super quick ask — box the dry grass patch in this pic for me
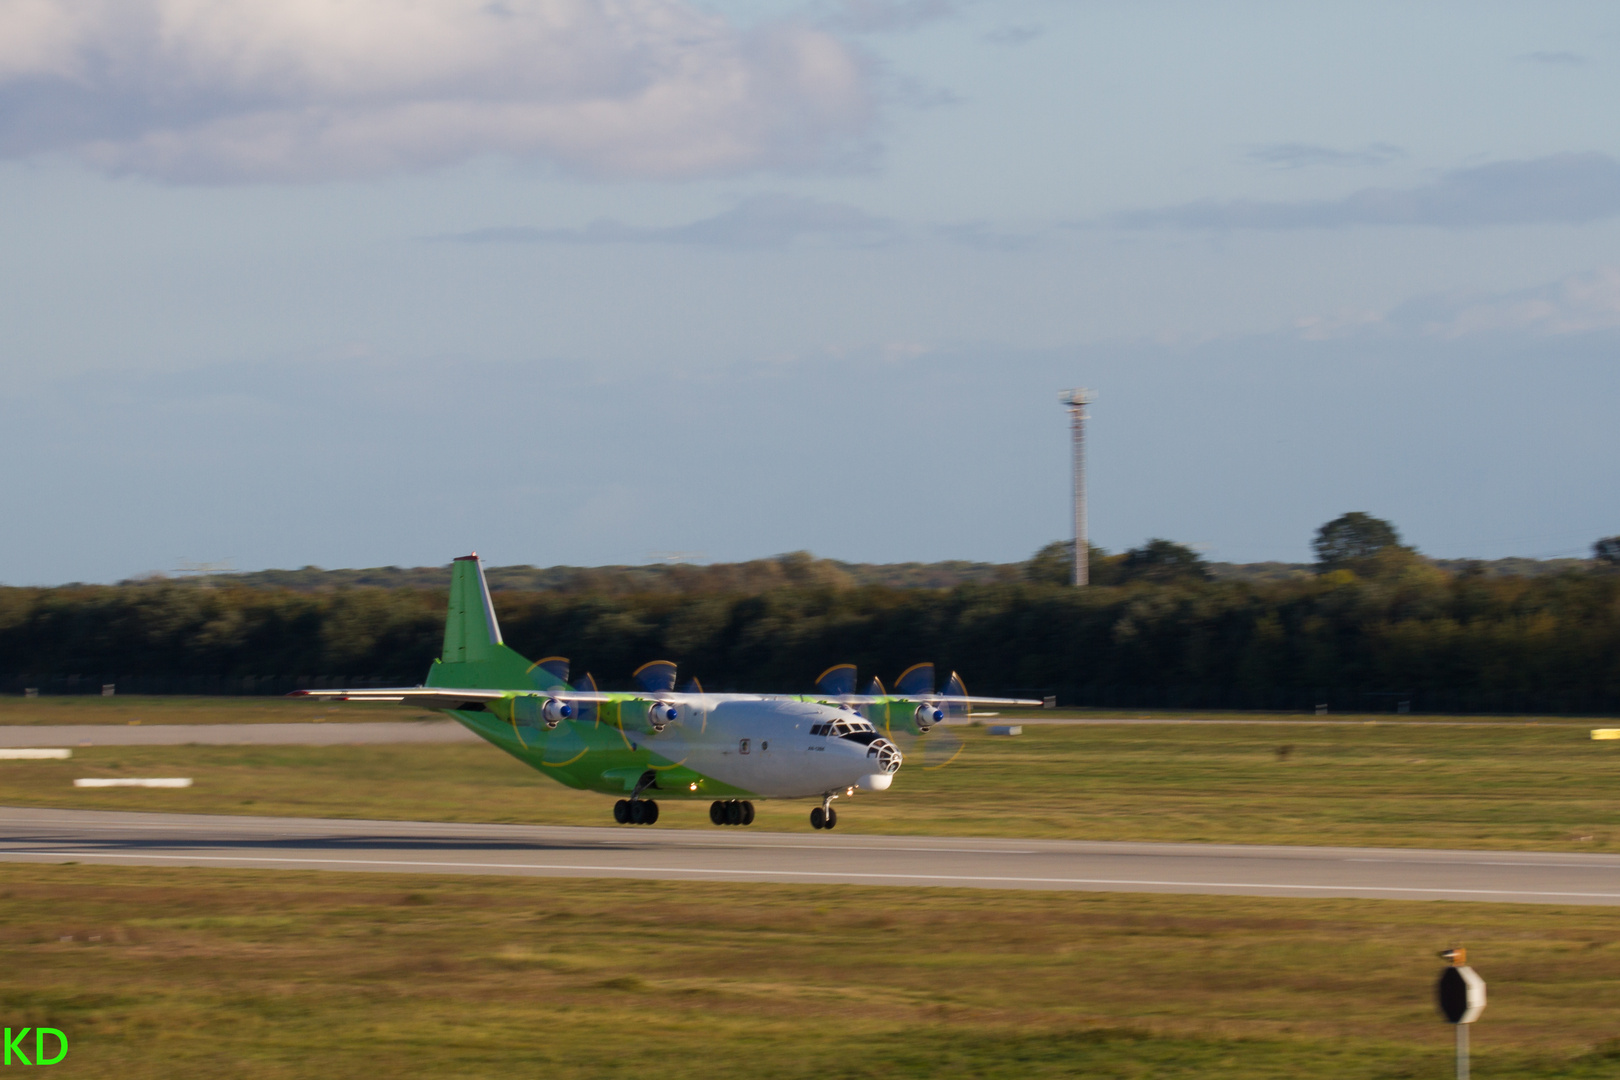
[5,721,1620,850]
[4,864,1620,1078]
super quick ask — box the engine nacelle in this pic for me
[914,703,944,731]
[648,702,678,731]
[541,698,573,728]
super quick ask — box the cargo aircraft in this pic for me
[294,555,1037,830]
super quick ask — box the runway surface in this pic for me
[2,806,1617,904]
[0,722,479,747]
[0,717,1584,748]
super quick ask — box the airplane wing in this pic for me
[814,694,1046,707]
[287,688,615,709]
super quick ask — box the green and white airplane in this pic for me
[294,554,1038,830]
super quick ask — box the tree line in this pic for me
[5,515,1619,713]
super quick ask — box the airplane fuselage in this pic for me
[451,695,901,801]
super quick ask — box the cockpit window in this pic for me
[812,719,875,738]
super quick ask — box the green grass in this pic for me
[4,863,1620,1079]
[8,703,1620,1077]
[0,695,419,725]
[6,721,1620,850]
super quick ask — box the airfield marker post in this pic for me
[1436,947,1485,1080]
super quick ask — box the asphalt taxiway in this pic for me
[0,717,1581,749]
[0,722,478,747]
[1,806,1615,904]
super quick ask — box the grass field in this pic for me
[7,700,1620,1078]
[5,718,1619,850]
[4,863,1619,1079]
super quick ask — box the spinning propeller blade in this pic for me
[633,660,679,694]
[877,663,965,770]
[894,662,935,696]
[571,671,599,725]
[815,664,858,697]
[533,657,571,688]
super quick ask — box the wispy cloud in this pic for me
[438,194,900,249]
[1390,266,1620,338]
[983,24,1043,46]
[819,0,958,34]
[1246,142,1405,169]
[1291,266,1620,341]
[0,0,875,183]
[437,194,1057,250]
[1118,153,1620,230]
[1520,50,1586,66]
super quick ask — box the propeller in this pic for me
[814,663,858,698]
[632,660,680,730]
[878,663,966,770]
[628,659,716,745]
[811,663,964,770]
[503,656,602,766]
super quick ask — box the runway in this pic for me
[0,717,1582,749]
[0,721,479,747]
[2,806,1617,904]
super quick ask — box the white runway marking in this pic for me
[8,848,1620,901]
[3,807,1618,904]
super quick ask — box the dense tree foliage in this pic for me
[6,553,1620,713]
[1119,539,1210,584]
[1312,512,1406,570]
[143,554,1019,594]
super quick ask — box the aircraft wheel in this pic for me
[825,807,837,830]
[741,801,755,826]
[614,800,630,824]
[628,800,644,824]
[710,801,726,826]
[644,800,660,825]
[810,807,825,830]
[725,800,741,825]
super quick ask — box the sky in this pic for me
[2,0,1618,582]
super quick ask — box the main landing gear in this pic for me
[810,794,838,830]
[614,798,659,825]
[710,800,755,826]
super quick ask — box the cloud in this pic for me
[982,24,1043,46]
[1246,142,1405,169]
[438,193,899,249]
[1117,153,1620,230]
[436,195,1050,250]
[1388,266,1620,338]
[0,0,875,182]
[1287,266,1620,341]
[819,0,957,34]
[1521,50,1586,66]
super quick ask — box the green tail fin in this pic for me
[427,554,536,690]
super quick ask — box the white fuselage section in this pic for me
[637,698,900,799]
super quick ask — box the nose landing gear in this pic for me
[709,800,755,826]
[810,794,839,830]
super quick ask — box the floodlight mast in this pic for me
[1059,389,1092,586]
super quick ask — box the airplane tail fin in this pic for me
[427,554,536,690]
